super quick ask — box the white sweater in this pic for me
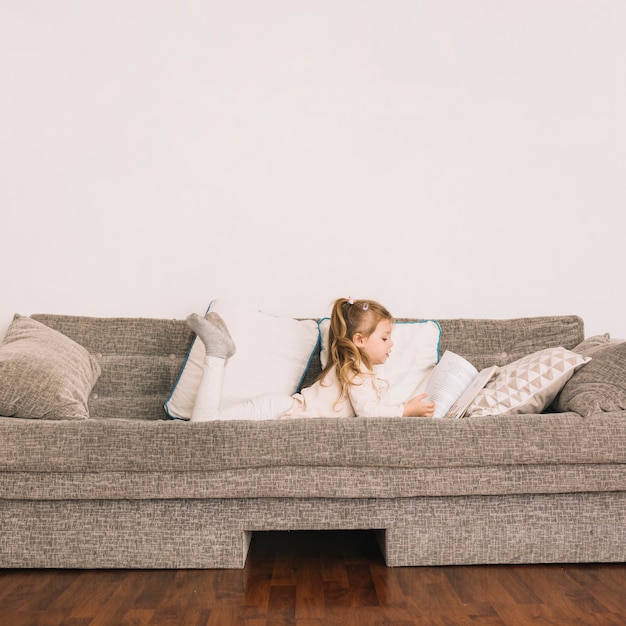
[284,366,404,419]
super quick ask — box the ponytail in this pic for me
[319,297,393,401]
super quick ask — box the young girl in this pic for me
[187,297,435,421]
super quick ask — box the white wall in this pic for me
[2,1,625,338]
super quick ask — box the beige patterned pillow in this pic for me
[0,315,101,420]
[466,347,590,417]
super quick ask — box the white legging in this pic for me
[191,356,296,421]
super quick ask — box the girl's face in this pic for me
[353,318,394,365]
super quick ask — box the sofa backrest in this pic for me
[32,314,584,421]
[435,315,584,370]
[32,314,194,420]
[300,315,585,388]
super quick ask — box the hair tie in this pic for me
[346,297,368,311]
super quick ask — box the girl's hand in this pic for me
[403,393,435,418]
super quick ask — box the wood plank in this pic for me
[1,531,626,625]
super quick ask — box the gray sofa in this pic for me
[1,313,626,569]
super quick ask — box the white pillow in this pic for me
[319,318,441,405]
[165,300,319,419]
[466,346,591,417]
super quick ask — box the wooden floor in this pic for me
[1,530,626,625]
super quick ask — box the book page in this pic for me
[420,351,478,418]
[445,365,498,418]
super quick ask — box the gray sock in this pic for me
[186,312,236,359]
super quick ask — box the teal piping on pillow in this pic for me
[317,317,442,364]
[164,334,198,420]
[393,319,443,363]
[296,324,321,393]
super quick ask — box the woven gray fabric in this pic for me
[556,341,626,416]
[3,463,626,500]
[0,499,252,568]
[3,411,626,473]
[32,314,194,420]
[2,492,625,568]
[572,333,612,356]
[0,315,101,419]
[6,312,624,570]
[380,491,626,566]
[433,315,584,370]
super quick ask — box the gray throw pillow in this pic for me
[0,314,101,419]
[555,341,626,417]
[571,333,612,357]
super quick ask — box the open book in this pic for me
[414,351,497,418]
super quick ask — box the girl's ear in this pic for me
[352,332,365,347]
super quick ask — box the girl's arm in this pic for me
[349,374,435,418]
[348,373,405,418]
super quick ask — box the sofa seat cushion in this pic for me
[3,463,626,501]
[2,412,626,475]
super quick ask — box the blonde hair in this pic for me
[320,297,393,401]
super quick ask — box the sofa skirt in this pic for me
[2,492,625,569]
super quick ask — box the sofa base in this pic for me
[0,500,253,569]
[2,492,625,569]
[378,492,626,566]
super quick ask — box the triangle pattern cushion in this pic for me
[466,347,591,417]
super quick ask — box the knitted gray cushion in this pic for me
[0,315,101,419]
[572,333,612,357]
[556,341,626,416]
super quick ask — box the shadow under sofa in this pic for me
[1,313,625,569]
